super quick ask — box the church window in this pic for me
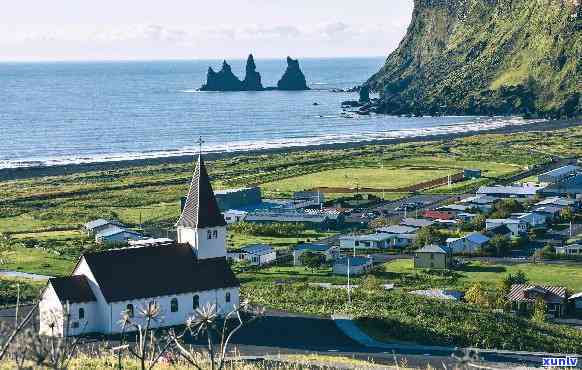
[78,307,85,320]
[225,292,231,303]
[193,295,199,309]
[126,304,134,318]
[207,230,212,239]
[213,230,218,238]
[170,298,179,313]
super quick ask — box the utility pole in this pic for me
[347,257,351,305]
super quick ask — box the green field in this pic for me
[228,230,335,250]
[382,259,582,291]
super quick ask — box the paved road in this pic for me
[1,305,567,368]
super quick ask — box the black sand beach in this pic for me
[1,118,580,181]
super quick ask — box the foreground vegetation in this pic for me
[243,283,582,353]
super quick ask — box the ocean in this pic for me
[0,57,535,169]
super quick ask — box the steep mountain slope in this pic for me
[367,0,582,117]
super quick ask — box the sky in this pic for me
[0,0,413,61]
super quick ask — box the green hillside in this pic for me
[367,0,582,118]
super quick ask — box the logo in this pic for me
[542,357,578,367]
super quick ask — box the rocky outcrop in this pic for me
[241,54,264,91]
[366,0,582,118]
[359,85,370,103]
[277,57,309,90]
[200,61,243,91]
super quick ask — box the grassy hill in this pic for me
[367,0,582,118]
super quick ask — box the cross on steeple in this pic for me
[197,136,205,156]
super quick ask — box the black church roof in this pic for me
[81,243,239,303]
[176,155,226,229]
[49,275,97,304]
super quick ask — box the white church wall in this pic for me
[39,284,64,337]
[195,227,227,259]
[178,225,227,260]
[73,258,111,333]
[108,287,240,334]
[38,284,99,337]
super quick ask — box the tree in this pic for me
[561,207,574,222]
[486,235,511,256]
[465,282,489,306]
[532,297,547,323]
[490,199,524,219]
[513,270,528,284]
[494,275,513,310]
[299,251,325,270]
[413,227,441,249]
[359,275,383,292]
[471,214,486,231]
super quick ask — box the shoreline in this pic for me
[1,118,580,181]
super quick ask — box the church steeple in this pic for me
[176,154,226,229]
[176,145,227,260]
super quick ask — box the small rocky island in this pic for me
[199,54,309,92]
[276,57,309,91]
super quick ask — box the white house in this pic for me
[511,212,548,228]
[486,219,528,237]
[332,256,373,276]
[84,219,124,235]
[227,244,276,266]
[538,165,578,184]
[446,232,490,254]
[477,185,544,199]
[40,154,240,337]
[94,227,144,244]
[222,209,248,224]
[555,244,582,256]
[339,233,395,250]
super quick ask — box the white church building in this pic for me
[39,154,240,336]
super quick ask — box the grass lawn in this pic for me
[0,247,75,277]
[227,230,336,250]
[238,265,348,285]
[262,166,455,195]
[382,259,582,291]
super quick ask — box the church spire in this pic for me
[176,148,226,229]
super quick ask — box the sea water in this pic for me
[0,58,535,169]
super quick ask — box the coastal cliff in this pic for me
[367,0,582,117]
[200,61,243,91]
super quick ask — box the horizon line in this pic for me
[0,55,388,64]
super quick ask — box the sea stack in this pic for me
[241,54,264,91]
[359,85,370,103]
[277,56,309,91]
[200,61,243,91]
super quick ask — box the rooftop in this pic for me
[477,185,544,196]
[80,243,239,303]
[176,155,227,229]
[334,256,371,267]
[49,275,97,304]
[400,218,434,228]
[416,244,447,254]
[376,225,418,235]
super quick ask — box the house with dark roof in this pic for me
[39,154,240,337]
[508,284,568,317]
[413,245,451,269]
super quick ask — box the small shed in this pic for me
[463,169,482,179]
[414,244,450,269]
[332,256,373,276]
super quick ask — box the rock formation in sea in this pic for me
[359,85,370,103]
[200,61,243,91]
[241,54,264,91]
[366,0,582,118]
[277,57,309,91]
